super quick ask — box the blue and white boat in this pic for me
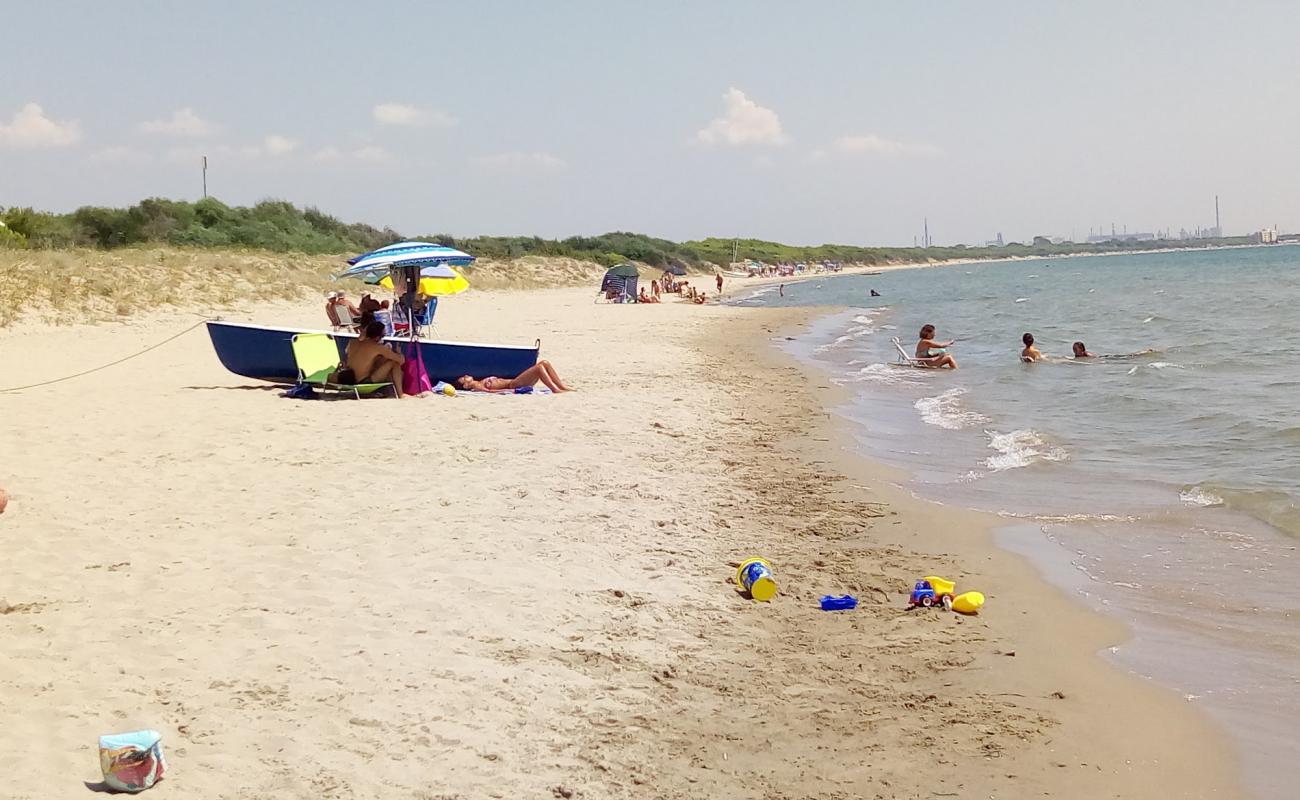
[206,321,540,385]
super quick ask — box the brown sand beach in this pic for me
[0,279,1242,798]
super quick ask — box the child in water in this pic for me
[1021,332,1043,362]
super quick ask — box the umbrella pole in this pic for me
[404,264,418,344]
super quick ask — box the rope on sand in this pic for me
[0,318,213,394]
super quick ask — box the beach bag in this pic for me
[99,730,166,792]
[402,343,433,396]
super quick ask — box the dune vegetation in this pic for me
[0,196,1260,327]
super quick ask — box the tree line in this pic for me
[0,197,1256,267]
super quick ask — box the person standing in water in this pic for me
[1021,332,1044,362]
[779,284,784,297]
[915,324,958,368]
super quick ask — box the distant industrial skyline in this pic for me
[4,1,1300,247]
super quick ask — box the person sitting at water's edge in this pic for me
[342,320,406,398]
[1021,332,1043,362]
[915,324,958,369]
[457,360,573,393]
[1072,341,1095,358]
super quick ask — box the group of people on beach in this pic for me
[337,320,573,398]
[914,324,1105,369]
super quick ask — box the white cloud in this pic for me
[140,108,218,137]
[311,146,343,162]
[263,135,299,156]
[89,146,152,164]
[0,103,81,148]
[695,88,788,147]
[352,145,392,162]
[372,103,457,128]
[163,146,206,165]
[311,144,393,164]
[832,134,942,158]
[472,151,566,172]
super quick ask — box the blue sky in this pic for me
[3,1,1297,245]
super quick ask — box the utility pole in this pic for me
[202,155,208,199]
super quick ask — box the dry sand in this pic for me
[0,282,1242,798]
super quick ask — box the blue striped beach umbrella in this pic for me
[337,241,475,279]
[338,241,477,341]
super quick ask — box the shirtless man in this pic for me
[457,360,573,393]
[345,320,406,397]
[1021,332,1044,362]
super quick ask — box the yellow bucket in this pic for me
[922,575,957,597]
[951,591,985,615]
[735,557,777,602]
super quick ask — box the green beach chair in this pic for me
[290,332,391,399]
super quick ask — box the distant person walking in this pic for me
[716,273,724,293]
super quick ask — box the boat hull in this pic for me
[206,321,540,385]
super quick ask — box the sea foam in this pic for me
[983,428,1068,471]
[914,388,990,430]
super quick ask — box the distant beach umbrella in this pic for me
[605,263,640,278]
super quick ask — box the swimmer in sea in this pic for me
[1021,332,1043,362]
[1072,341,1095,358]
[915,324,958,369]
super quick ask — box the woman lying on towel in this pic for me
[457,360,573,393]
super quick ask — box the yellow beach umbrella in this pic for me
[377,269,470,296]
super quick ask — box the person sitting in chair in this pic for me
[343,320,406,398]
[326,291,360,328]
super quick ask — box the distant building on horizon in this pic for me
[1086,231,1155,243]
[1256,227,1279,244]
[984,232,1004,247]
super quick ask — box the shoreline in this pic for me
[703,307,1244,798]
[0,287,1243,797]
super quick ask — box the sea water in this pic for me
[739,246,1300,797]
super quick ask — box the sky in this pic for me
[3,0,1299,246]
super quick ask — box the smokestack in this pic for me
[1215,194,1221,236]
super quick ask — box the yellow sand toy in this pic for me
[909,576,985,614]
[950,591,985,614]
[735,557,778,601]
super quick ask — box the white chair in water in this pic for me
[891,336,931,368]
